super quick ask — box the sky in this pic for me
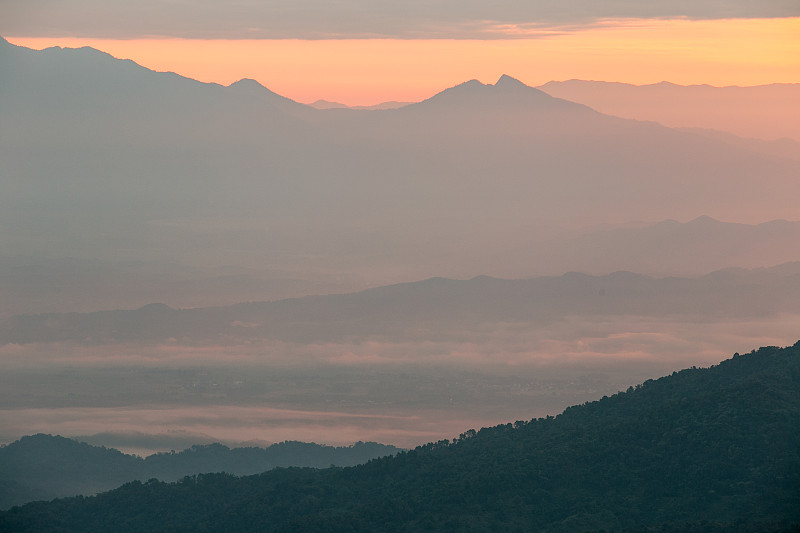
[2,1,799,105]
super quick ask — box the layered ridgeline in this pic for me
[3,263,800,345]
[3,37,800,315]
[538,80,800,143]
[2,343,798,532]
[0,436,401,510]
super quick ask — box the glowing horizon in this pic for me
[7,17,799,106]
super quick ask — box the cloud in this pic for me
[2,0,798,39]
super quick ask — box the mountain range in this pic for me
[312,80,800,145]
[3,263,799,345]
[2,36,800,315]
[4,214,800,319]
[2,342,797,532]
[538,80,800,142]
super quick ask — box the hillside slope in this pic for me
[0,436,401,510]
[2,343,798,532]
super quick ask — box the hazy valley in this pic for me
[3,37,800,315]
[2,35,800,448]
[1,30,799,530]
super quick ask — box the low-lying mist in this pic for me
[2,311,797,454]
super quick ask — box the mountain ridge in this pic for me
[408,74,593,115]
[0,434,402,510]
[3,261,800,345]
[538,79,800,141]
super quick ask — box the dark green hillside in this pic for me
[0,436,401,510]
[0,435,142,510]
[2,343,799,532]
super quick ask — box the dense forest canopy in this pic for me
[0,437,401,510]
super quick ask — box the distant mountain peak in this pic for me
[309,99,349,110]
[654,218,681,227]
[228,78,269,91]
[494,74,528,89]
[686,215,721,226]
[414,75,580,111]
[226,77,310,111]
[227,78,299,102]
[459,79,486,90]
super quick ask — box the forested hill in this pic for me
[3,343,799,532]
[0,437,402,510]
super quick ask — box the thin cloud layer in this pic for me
[3,0,799,39]
[2,314,797,451]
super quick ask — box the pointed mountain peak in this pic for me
[228,78,269,91]
[494,74,528,89]
[455,79,488,91]
[225,77,315,116]
[227,78,295,102]
[411,75,595,113]
[649,81,680,88]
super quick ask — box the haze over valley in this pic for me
[1,34,799,463]
[2,36,800,313]
[1,0,799,526]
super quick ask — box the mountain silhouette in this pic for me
[3,264,800,345]
[0,434,401,510]
[3,38,800,315]
[539,79,800,141]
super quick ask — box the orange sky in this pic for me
[8,17,800,105]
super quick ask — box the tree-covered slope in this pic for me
[0,436,401,510]
[2,343,798,532]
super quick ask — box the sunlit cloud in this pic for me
[3,1,799,40]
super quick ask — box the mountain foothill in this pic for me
[0,437,402,511]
